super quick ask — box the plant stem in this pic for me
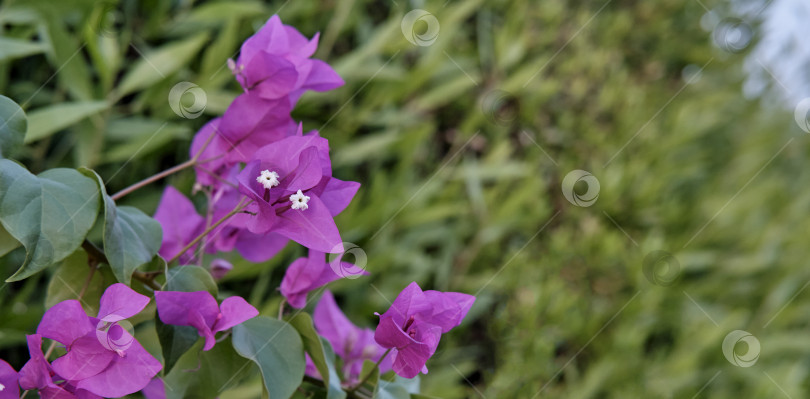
[350,348,393,392]
[111,159,196,201]
[167,197,252,264]
[109,130,217,201]
[278,298,286,319]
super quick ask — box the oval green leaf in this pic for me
[232,316,305,399]
[0,160,99,281]
[79,168,162,284]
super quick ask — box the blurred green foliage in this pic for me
[1,0,807,397]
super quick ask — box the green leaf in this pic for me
[0,94,27,157]
[25,101,109,143]
[358,359,381,395]
[0,160,99,281]
[45,249,116,315]
[79,168,162,284]
[0,37,47,61]
[163,338,254,399]
[0,223,21,257]
[289,313,332,388]
[155,316,200,374]
[117,33,209,97]
[165,265,218,296]
[377,380,411,399]
[320,338,348,399]
[232,316,306,399]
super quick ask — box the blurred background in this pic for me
[2,0,810,397]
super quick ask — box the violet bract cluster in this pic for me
[0,14,477,398]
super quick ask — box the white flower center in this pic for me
[256,170,280,189]
[290,190,310,210]
[0,383,4,391]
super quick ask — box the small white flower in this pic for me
[0,383,4,391]
[290,190,310,210]
[256,170,280,189]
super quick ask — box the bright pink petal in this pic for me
[274,195,343,253]
[37,300,93,346]
[235,232,288,262]
[51,335,115,382]
[18,334,54,390]
[74,338,161,398]
[0,359,19,399]
[154,291,219,350]
[154,186,205,264]
[380,282,430,327]
[422,291,475,333]
[320,178,360,216]
[141,378,166,399]
[213,296,259,333]
[97,283,150,322]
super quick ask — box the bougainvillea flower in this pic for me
[231,15,344,106]
[236,134,353,252]
[0,359,19,399]
[209,258,233,280]
[374,282,475,378]
[154,186,205,264]
[26,284,160,398]
[189,118,232,187]
[154,291,258,351]
[218,92,294,164]
[313,291,390,383]
[280,251,368,308]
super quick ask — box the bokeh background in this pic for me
[2,0,810,397]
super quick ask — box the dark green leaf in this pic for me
[165,265,218,296]
[232,316,305,399]
[155,316,200,374]
[0,223,21,258]
[289,313,331,388]
[163,338,254,399]
[0,94,26,157]
[45,249,116,314]
[79,168,162,284]
[320,338,347,399]
[0,160,99,281]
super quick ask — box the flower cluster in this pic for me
[17,284,161,398]
[0,14,476,398]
